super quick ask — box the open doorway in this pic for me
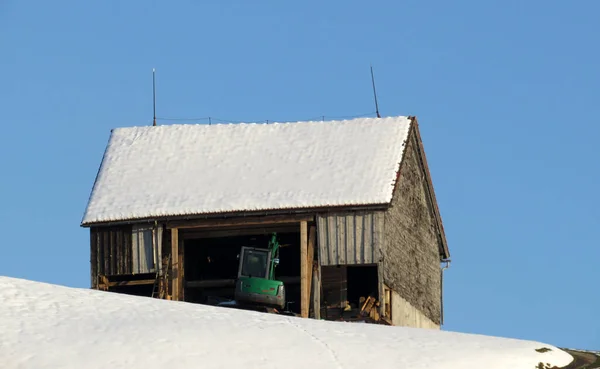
[321,264,379,321]
[182,229,302,314]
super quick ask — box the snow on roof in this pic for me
[0,276,574,369]
[82,116,412,225]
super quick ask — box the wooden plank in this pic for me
[124,226,131,274]
[116,229,122,274]
[115,229,121,274]
[109,230,117,275]
[171,228,179,301]
[345,215,355,264]
[327,215,337,265]
[307,225,316,313]
[157,225,163,275]
[167,214,314,229]
[99,275,110,291]
[107,279,156,287]
[102,230,110,277]
[179,233,185,301]
[313,265,321,319]
[180,225,300,240]
[355,213,364,264]
[363,214,373,264]
[360,296,376,316]
[317,216,329,266]
[90,229,98,289]
[96,229,103,277]
[116,230,123,275]
[320,266,346,313]
[378,261,385,317]
[106,230,112,275]
[300,221,308,318]
[336,215,346,264]
[373,212,385,263]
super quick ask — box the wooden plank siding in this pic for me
[103,231,110,277]
[110,230,117,275]
[90,225,133,279]
[317,211,385,266]
[96,229,103,285]
[90,228,98,288]
[300,221,309,318]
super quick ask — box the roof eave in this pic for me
[80,203,391,228]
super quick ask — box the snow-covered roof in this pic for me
[0,276,576,369]
[82,116,412,225]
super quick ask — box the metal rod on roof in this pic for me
[370,65,381,118]
[152,68,157,126]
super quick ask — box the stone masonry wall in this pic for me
[383,128,442,325]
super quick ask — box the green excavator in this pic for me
[234,233,286,310]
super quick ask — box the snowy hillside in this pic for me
[0,277,573,369]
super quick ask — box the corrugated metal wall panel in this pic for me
[317,211,385,266]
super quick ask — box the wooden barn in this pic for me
[81,116,450,329]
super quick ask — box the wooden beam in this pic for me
[107,279,156,287]
[300,221,308,318]
[180,225,300,240]
[167,214,314,230]
[312,266,321,319]
[307,225,316,315]
[186,276,301,289]
[171,228,180,301]
[179,232,185,301]
[378,261,385,317]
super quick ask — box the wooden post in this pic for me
[313,265,321,319]
[179,233,185,301]
[378,260,385,317]
[300,221,309,318]
[171,228,179,301]
[307,225,316,316]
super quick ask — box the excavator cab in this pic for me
[234,233,285,310]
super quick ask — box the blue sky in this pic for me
[1,0,598,350]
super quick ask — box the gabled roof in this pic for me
[81,116,412,225]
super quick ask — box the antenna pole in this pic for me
[152,68,157,126]
[370,65,381,118]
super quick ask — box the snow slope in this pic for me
[82,117,411,225]
[0,277,573,369]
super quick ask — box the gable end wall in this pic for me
[383,128,442,325]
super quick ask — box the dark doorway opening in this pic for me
[182,230,301,314]
[347,265,379,306]
[321,264,379,321]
